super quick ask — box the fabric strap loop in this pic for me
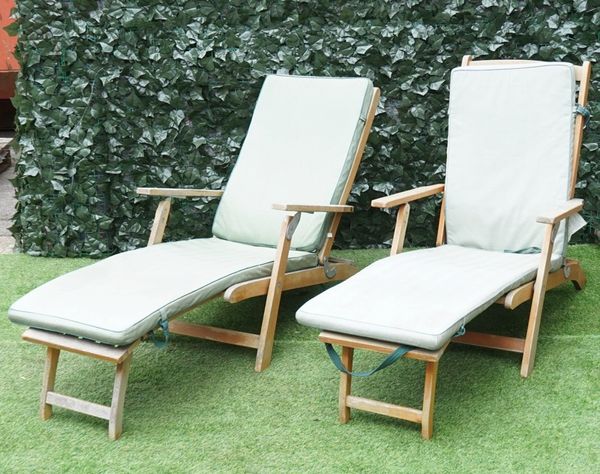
[325,343,412,377]
[150,317,170,349]
[575,105,591,129]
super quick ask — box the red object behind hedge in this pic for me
[0,1,18,99]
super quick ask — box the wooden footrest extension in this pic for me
[319,331,447,439]
[22,328,136,440]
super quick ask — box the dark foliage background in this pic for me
[10,0,600,257]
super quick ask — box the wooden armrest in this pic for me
[136,187,224,198]
[272,203,353,214]
[371,184,445,209]
[536,199,584,224]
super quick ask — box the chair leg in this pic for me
[339,346,353,423]
[255,285,284,372]
[254,214,295,372]
[521,224,554,378]
[421,360,439,440]
[40,347,60,420]
[108,354,133,441]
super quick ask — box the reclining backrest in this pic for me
[444,63,578,257]
[212,75,374,252]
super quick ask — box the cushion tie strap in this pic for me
[150,317,170,349]
[454,324,466,337]
[575,105,591,129]
[325,343,412,377]
[505,247,541,254]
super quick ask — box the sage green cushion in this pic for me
[445,63,582,258]
[9,238,318,346]
[212,74,374,252]
[297,245,559,350]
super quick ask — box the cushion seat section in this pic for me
[296,245,550,350]
[9,237,318,346]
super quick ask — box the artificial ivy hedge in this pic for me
[11,0,600,257]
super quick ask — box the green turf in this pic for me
[0,246,598,473]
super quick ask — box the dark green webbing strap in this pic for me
[325,343,412,377]
[575,105,591,129]
[505,247,541,255]
[150,318,170,349]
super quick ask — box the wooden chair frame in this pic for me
[21,87,380,439]
[322,57,591,439]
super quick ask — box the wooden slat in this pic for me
[169,321,260,349]
[453,331,525,353]
[137,187,224,198]
[272,203,353,214]
[371,184,444,209]
[147,198,171,245]
[46,391,111,420]
[22,329,137,364]
[346,395,422,424]
[224,262,357,303]
[390,203,410,256]
[318,331,447,363]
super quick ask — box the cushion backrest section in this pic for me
[212,75,374,252]
[445,63,575,256]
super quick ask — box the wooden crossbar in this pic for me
[346,395,423,423]
[169,321,260,349]
[453,332,525,353]
[46,392,111,420]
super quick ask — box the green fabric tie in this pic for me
[575,105,591,129]
[150,319,170,349]
[506,247,541,254]
[325,343,412,377]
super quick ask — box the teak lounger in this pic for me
[296,57,591,439]
[9,75,380,439]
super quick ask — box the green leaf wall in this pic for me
[11,0,600,256]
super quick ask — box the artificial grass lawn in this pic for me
[0,246,598,473]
